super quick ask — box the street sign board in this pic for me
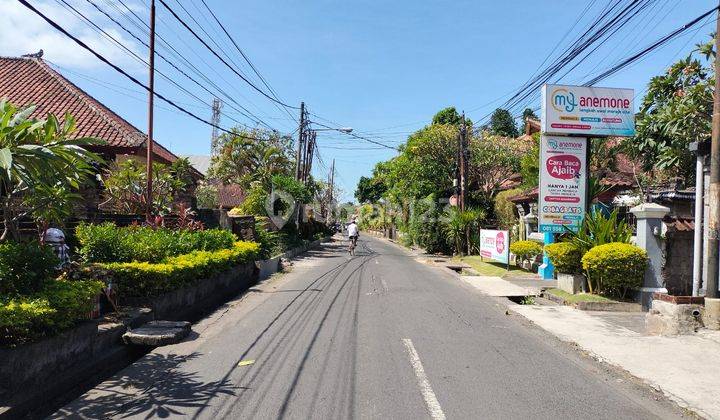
[541,84,635,137]
[479,229,509,264]
[539,135,587,233]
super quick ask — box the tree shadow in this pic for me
[51,352,237,419]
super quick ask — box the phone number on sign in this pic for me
[542,205,583,214]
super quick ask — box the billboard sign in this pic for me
[479,229,509,264]
[539,135,587,233]
[541,84,635,137]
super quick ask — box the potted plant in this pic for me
[544,242,585,294]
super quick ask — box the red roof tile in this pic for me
[0,56,180,164]
[217,184,245,209]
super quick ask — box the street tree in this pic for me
[488,108,519,138]
[355,175,387,203]
[101,158,194,215]
[628,37,714,184]
[432,106,472,127]
[208,128,295,190]
[0,101,103,241]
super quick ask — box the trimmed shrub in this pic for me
[582,242,648,297]
[510,240,542,266]
[76,223,236,263]
[0,241,58,296]
[101,241,260,298]
[544,242,582,274]
[76,222,134,262]
[0,279,102,346]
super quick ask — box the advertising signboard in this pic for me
[539,135,587,233]
[541,84,635,137]
[479,229,509,264]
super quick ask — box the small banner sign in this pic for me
[479,229,509,264]
[539,135,587,233]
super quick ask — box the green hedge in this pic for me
[76,223,236,263]
[0,279,103,347]
[544,242,582,274]
[582,242,648,296]
[100,241,260,298]
[510,240,542,265]
[0,241,58,296]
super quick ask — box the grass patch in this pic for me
[546,288,615,303]
[456,256,524,277]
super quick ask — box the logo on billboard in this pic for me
[495,231,505,254]
[546,154,581,180]
[551,88,577,112]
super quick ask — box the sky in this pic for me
[1,0,717,202]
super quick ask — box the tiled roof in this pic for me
[663,215,695,232]
[0,56,179,164]
[217,184,245,209]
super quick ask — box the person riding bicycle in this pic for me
[347,217,359,252]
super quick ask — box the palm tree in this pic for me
[208,128,294,190]
[0,100,102,241]
[443,206,486,256]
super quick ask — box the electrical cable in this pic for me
[157,0,299,110]
[16,0,271,141]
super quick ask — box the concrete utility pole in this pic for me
[295,102,305,181]
[145,0,156,222]
[459,113,467,212]
[210,98,222,155]
[707,10,720,299]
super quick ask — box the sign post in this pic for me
[538,135,588,233]
[538,84,635,280]
[480,229,510,270]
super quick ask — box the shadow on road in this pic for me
[52,353,237,419]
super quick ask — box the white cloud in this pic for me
[0,0,146,73]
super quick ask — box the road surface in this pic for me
[54,236,684,419]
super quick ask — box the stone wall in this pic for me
[1,262,258,418]
[662,229,694,296]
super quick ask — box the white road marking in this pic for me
[401,338,446,420]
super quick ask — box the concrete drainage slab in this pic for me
[122,320,191,346]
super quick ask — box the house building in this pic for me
[0,55,202,214]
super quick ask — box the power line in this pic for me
[82,0,273,129]
[310,121,400,151]
[157,0,299,110]
[198,0,297,123]
[583,6,719,86]
[16,0,270,141]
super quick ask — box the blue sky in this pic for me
[1,0,716,201]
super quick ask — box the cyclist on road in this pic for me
[347,217,359,255]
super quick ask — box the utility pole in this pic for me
[295,102,305,181]
[210,98,222,155]
[303,131,316,183]
[459,113,467,212]
[145,0,156,222]
[702,4,720,330]
[329,158,335,205]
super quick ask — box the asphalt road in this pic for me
[54,236,684,419]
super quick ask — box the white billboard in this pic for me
[479,229,509,264]
[541,84,635,137]
[538,135,587,233]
